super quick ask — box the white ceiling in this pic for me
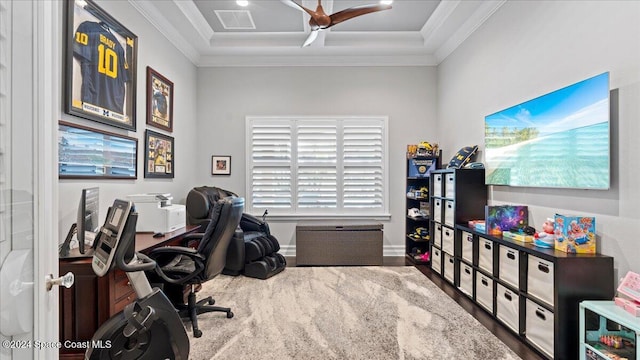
[129,0,506,67]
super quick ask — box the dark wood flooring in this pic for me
[414,264,546,360]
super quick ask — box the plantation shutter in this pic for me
[248,120,293,209]
[247,117,387,216]
[343,120,384,210]
[297,121,337,209]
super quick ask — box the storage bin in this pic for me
[496,284,519,333]
[526,298,554,358]
[433,223,442,248]
[461,231,473,263]
[458,262,473,297]
[433,173,443,197]
[433,198,442,223]
[444,200,455,227]
[475,272,494,313]
[445,172,456,198]
[498,245,519,289]
[444,253,455,284]
[442,226,454,256]
[431,246,442,274]
[527,255,555,307]
[478,237,494,274]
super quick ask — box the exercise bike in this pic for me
[85,199,189,360]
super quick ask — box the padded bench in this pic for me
[295,221,383,266]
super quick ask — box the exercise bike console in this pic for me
[92,200,133,277]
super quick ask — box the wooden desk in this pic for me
[59,225,200,359]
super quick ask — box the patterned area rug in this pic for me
[189,266,521,360]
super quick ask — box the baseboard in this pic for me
[285,256,406,267]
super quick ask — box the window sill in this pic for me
[245,213,392,222]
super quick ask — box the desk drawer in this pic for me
[113,270,134,301]
[112,293,136,315]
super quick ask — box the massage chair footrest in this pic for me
[243,253,286,280]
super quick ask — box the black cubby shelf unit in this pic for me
[405,153,441,265]
[454,225,614,359]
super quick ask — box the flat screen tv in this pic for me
[484,72,610,189]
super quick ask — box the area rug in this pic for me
[189,266,520,360]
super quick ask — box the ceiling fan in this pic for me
[282,0,393,47]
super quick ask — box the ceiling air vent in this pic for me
[214,10,256,30]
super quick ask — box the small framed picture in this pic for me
[144,130,174,178]
[146,67,173,132]
[211,155,231,175]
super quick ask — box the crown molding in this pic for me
[435,0,506,63]
[129,0,201,65]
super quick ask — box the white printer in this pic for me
[126,193,186,233]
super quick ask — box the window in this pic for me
[246,116,388,218]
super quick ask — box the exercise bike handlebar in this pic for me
[116,251,156,272]
[113,212,157,273]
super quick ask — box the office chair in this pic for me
[147,196,244,338]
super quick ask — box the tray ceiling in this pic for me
[129,0,506,66]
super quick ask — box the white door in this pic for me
[0,1,60,359]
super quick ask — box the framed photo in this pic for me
[65,0,138,131]
[211,156,231,175]
[146,67,173,132]
[145,130,174,178]
[58,121,137,179]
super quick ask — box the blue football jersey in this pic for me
[73,21,130,114]
[153,90,168,116]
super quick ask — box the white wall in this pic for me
[437,1,640,276]
[58,0,199,241]
[195,66,438,255]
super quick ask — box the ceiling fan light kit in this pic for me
[283,0,392,47]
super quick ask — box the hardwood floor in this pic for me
[414,265,546,360]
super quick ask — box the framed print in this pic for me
[146,67,174,132]
[65,0,138,131]
[211,156,231,175]
[58,121,137,179]
[145,130,174,178]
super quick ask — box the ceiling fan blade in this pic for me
[329,4,392,27]
[280,0,316,18]
[302,29,320,47]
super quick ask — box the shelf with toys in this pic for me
[453,208,614,359]
[404,143,440,265]
[580,298,640,360]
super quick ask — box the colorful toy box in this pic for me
[485,205,529,236]
[554,214,596,253]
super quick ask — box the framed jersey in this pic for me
[65,0,138,131]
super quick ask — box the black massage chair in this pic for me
[186,186,286,280]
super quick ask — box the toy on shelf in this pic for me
[406,142,439,158]
[485,205,529,236]
[615,271,640,317]
[554,214,596,253]
[534,218,556,248]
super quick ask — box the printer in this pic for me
[126,193,186,233]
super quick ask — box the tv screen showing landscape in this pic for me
[485,72,610,189]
